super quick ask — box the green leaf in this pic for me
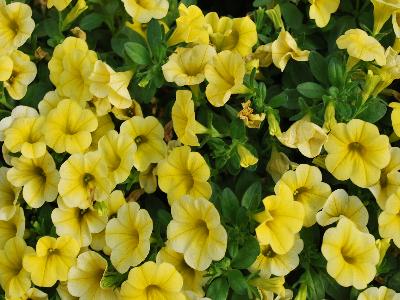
[124,42,152,65]
[147,19,164,61]
[356,98,387,123]
[280,2,303,29]
[268,92,288,108]
[80,13,103,30]
[297,82,326,99]
[309,52,329,86]
[328,56,346,88]
[227,270,248,295]
[305,270,326,300]
[221,188,240,222]
[231,236,260,269]
[230,118,246,142]
[206,277,229,300]
[241,182,262,210]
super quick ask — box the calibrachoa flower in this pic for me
[0,105,38,141]
[0,167,20,221]
[309,0,340,28]
[121,0,169,23]
[0,207,24,248]
[237,144,258,168]
[378,188,400,248]
[47,0,72,11]
[357,286,400,299]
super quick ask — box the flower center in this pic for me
[47,248,58,255]
[293,187,307,199]
[341,249,355,264]
[261,245,276,258]
[195,219,209,236]
[83,173,94,185]
[8,20,19,35]
[135,135,146,145]
[348,142,364,153]
[34,167,46,180]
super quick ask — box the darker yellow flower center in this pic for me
[293,187,308,200]
[34,167,46,180]
[135,135,146,145]
[8,20,19,35]
[348,142,364,153]
[146,285,162,298]
[126,106,137,117]
[47,248,59,255]
[195,219,209,236]
[83,173,94,185]
[261,245,276,258]
[341,249,356,264]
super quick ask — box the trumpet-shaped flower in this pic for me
[12,288,48,300]
[111,99,143,120]
[238,100,266,129]
[167,196,227,271]
[266,148,290,182]
[47,0,72,11]
[23,236,80,288]
[7,152,59,208]
[357,286,400,300]
[0,207,24,248]
[121,0,168,23]
[105,190,126,217]
[372,47,400,95]
[139,164,158,194]
[44,99,98,154]
[158,146,212,204]
[324,119,391,188]
[275,164,331,227]
[162,45,216,86]
[237,144,258,168]
[68,251,119,299]
[120,261,185,300]
[322,218,379,289]
[105,202,153,273]
[90,114,115,150]
[0,167,20,221]
[372,0,400,34]
[378,188,400,248]
[0,237,34,298]
[204,50,247,107]
[309,0,340,28]
[120,116,167,171]
[59,151,113,209]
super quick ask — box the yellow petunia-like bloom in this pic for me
[111,99,143,120]
[271,30,310,72]
[162,45,216,86]
[121,0,168,23]
[254,189,304,255]
[10,288,48,300]
[58,151,113,209]
[324,119,391,188]
[23,235,80,288]
[309,0,340,28]
[158,146,212,204]
[68,251,119,299]
[172,90,207,146]
[120,261,185,300]
[204,50,247,107]
[266,148,291,182]
[0,207,25,248]
[37,90,62,116]
[0,1,35,55]
[390,102,400,137]
[47,0,72,11]
[0,237,35,298]
[44,99,98,154]
[167,196,227,271]
[275,164,331,227]
[120,115,167,171]
[0,167,20,221]
[237,144,259,168]
[372,0,400,34]
[0,55,12,81]
[336,29,386,66]
[378,188,400,248]
[0,105,38,142]
[357,286,400,300]
[105,202,153,273]
[7,152,59,209]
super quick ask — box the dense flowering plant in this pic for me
[2,0,400,299]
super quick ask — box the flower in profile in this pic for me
[172,90,207,146]
[167,196,227,271]
[237,144,258,168]
[316,189,369,230]
[0,55,12,81]
[322,218,379,289]
[23,236,80,288]
[90,114,115,150]
[158,146,212,204]
[0,207,25,248]
[121,0,168,23]
[0,167,20,221]
[324,119,391,188]
[275,164,331,227]
[120,116,167,171]
[0,1,35,55]
[357,286,400,300]
[105,202,153,273]
[271,30,310,71]
[68,251,119,299]
[238,100,266,129]
[204,50,247,107]
[336,29,386,66]
[249,276,286,300]
[120,261,185,300]
[139,164,158,194]
[371,47,400,96]
[254,189,304,254]
[266,148,291,182]
[390,102,400,138]
[372,0,400,34]
[105,190,126,218]
[47,0,72,11]
[0,237,34,298]
[111,99,143,120]
[7,152,59,209]
[378,188,400,248]
[162,45,216,86]
[309,0,340,28]
[44,99,98,154]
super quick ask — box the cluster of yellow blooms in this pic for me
[2,0,400,299]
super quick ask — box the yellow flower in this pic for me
[204,50,247,107]
[51,197,108,247]
[336,29,386,66]
[0,207,25,248]
[250,235,303,278]
[372,47,400,96]
[0,1,35,55]
[358,286,400,300]
[23,236,80,288]
[162,45,216,86]
[121,0,168,23]
[168,4,209,46]
[275,164,331,227]
[0,237,34,298]
[47,0,72,11]
[48,37,97,101]
[167,196,227,271]
[172,90,207,146]
[250,276,286,300]
[369,147,400,209]
[0,167,20,221]
[372,0,400,34]
[89,114,115,150]
[378,188,400,248]
[105,202,153,273]
[89,60,133,109]
[0,55,13,81]
[139,164,158,194]
[206,13,258,57]
[67,251,119,299]
[237,144,258,168]
[390,102,400,138]
[156,246,205,296]
[56,281,76,300]
[393,11,400,37]
[105,190,126,218]
[309,0,340,28]
[247,44,273,68]
[44,99,98,154]
[3,50,37,100]
[158,146,212,204]
[254,190,304,254]
[278,119,327,158]
[4,116,46,159]
[58,151,113,209]
[324,119,391,188]
[322,217,379,289]
[271,30,310,71]
[120,261,185,300]
[111,99,143,120]
[8,288,48,300]
[316,189,369,230]
[238,100,266,129]
[120,116,167,171]
[38,90,62,116]
[266,148,291,183]
[98,130,137,185]
[7,152,59,208]
[0,105,38,142]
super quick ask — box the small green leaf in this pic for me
[268,92,288,108]
[231,236,260,269]
[221,188,240,222]
[230,118,246,142]
[206,277,229,300]
[124,42,152,65]
[147,19,164,61]
[356,98,387,123]
[241,182,262,210]
[80,13,103,30]
[297,82,326,99]
[280,2,303,29]
[309,52,329,86]
[227,270,248,295]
